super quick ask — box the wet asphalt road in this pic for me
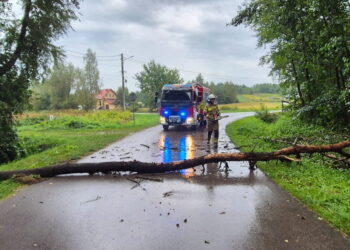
[0,112,349,250]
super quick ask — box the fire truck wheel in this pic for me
[162,125,169,131]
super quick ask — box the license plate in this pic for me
[169,116,180,123]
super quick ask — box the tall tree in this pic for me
[30,63,79,110]
[210,82,239,104]
[0,0,80,163]
[115,86,129,107]
[231,0,350,127]
[47,62,76,109]
[75,49,101,110]
[194,73,204,85]
[30,81,52,111]
[135,60,183,107]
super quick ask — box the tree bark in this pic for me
[0,0,32,77]
[335,67,341,89]
[0,140,349,181]
[291,59,305,106]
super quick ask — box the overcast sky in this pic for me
[56,0,273,91]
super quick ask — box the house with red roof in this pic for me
[95,89,117,110]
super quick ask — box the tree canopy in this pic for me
[135,60,183,107]
[231,0,350,127]
[0,0,81,163]
[75,49,101,110]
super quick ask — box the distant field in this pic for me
[237,93,282,103]
[220,93,282,112]
[219,102,281,112]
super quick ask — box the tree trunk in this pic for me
[291,60,305,106]
[335,67,341,89]
[0,0,32,77]
[0,140,349,181]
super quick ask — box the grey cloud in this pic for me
[59,0,272,88]
[80,0,235,27]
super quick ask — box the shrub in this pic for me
[255,105,279,123]
[295,89,350,129]
[66,120,86,128]
[18,136,58,157]
[0,110,20,164]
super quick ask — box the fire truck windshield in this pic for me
[161,90,191,103]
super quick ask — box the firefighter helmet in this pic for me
[208,94,216,99]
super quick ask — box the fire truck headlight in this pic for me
[186,117,194,124]
[160,116,166,123]
[180,111,186,117]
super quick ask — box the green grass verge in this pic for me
[226,115,350,236]
[0,113,159,200]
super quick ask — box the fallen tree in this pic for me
[0,140,349,181]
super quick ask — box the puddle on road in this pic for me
[78,113,257,183]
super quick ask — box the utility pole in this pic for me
[121,53,126,111]
[120,53,134,111]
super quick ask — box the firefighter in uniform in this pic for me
[205,94,220,143]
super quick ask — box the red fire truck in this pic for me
[158,83,211,130]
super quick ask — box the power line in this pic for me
[129,57,267,81]
[65,49,121,58]
[65,50,269,82]
[65,53,121,65]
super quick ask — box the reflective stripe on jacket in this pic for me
[205,104,220,121]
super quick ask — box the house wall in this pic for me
[96,90,117,110]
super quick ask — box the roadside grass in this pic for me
[226,115,350,236]
[220,102,281,112]
[0,112,159,200]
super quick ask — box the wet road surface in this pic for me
[0,112,349,250]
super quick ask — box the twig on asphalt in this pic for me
[134,176,163,182]
[127,177,146,191]
[82,195,101,204]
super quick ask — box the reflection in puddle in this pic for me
[158,129,255,183]
[179,168,196,179]
[162,136,172,163]
[159,134,196,162]
[159,134,196,177]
